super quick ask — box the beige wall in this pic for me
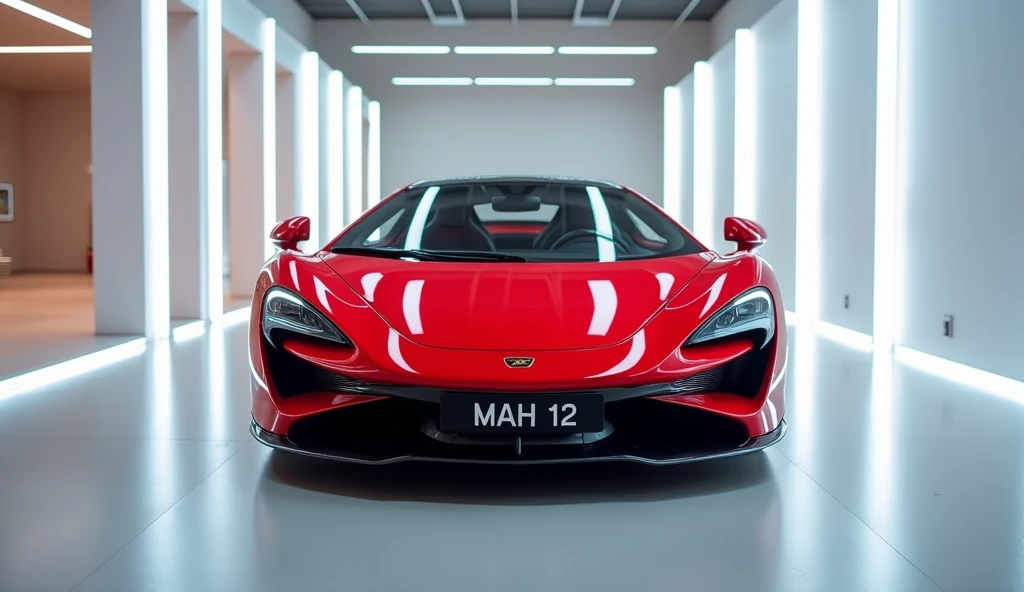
[0,91,91,272]
[0,91,27,270]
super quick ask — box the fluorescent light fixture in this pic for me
[367,100,381,209]
[815,321,874,352]
[299,51,321,249]
[351,45,450,54]
[663,85,683,221]
[326,70,345,239]
[795,0,823,327]
[143,0,170,340]
[0,339,147,401]
[558,46,657,55]
[391,77,473,86]
[895,347,1024,404]
[0,0,91,38]
[262,19,277,260]
[346,85,364,223]
[733,28,756,220]
[203,0,224,321]
[172,320,207,343]
[873,0,900,351]
[454,46,554,55]
[0,45,91,53]
[554,77,635,86]
[474,77,553,86]
[692,60,714,245]
[221,305,251,326]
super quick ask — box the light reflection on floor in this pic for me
[0,321,1022,592]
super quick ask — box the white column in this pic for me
[318,60,332,244]
[226,53,266,297]
[345,84,364,223]
[298,51,320,248]
[168,12,202,321]
[276,72,297,224]
[367,100,381,209]
[325,70,346,238]
[91,0,170,338]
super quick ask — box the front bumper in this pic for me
[250,416,787,466]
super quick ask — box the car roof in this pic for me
[407,175,623,190]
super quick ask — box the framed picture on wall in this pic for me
[0,183,12,222]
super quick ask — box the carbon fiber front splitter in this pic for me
[249,418,787,466]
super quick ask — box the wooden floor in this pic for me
[0,273,250,378]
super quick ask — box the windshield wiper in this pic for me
[330,246,528,262]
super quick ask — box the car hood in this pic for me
[322,253,712,351]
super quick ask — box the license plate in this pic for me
[440,392,604,434]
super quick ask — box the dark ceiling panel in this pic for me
[295,0,733,20]
[461,0,512,19]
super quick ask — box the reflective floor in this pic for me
[1,321,1022,592]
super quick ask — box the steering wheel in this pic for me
[549,228,631,252]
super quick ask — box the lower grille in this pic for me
[668,341,772,398]
[265,340,366,398]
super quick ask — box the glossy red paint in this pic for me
[249,184,787,450]
[724,216,767,253]
[270,216,311,251]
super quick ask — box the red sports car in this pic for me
[248,176,787,464]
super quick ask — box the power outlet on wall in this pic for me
[943,315,954,338]
[843,295,850,309]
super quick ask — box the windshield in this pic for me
[332,181,704,262]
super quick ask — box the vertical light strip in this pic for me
[585,186,617,262]
[143,0,170,339]
[203,0,224,321]
[663,85,683,221]
[367,100,381,208]
[346,85,364,222]
[873,0,900,351]
[300,51,320,248]
[326,70,345,240]
[692,60,715,244]
[795,0,823,327]
[403,186,441,250]
[733,28,757,220]
[261,19,277,260]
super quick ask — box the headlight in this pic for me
[262,287,350,347]
[686,287,774,348]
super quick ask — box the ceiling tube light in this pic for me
[692,60,715,245]
[299,51,321,249]
[454,46,555,55]
[474,77,553,86]
[663,85,683,222]
[351,45,450,54]
[558,46,657,55]
[0,45,91,53]
[203,0,224,322]
[554,77,635,86]
[0,0,91,38]
[391,77,473,86]
[346,85,364,221]
[367,100,381,209]
[795,0,823,328]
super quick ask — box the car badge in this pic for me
[504,357,535,368]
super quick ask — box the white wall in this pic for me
[751,0,797,311]
[711,0,785,53]
[679,74,695,231]
[708,41,736,253]
[900,0,1024,380]
[818,0,877,333]
[314,20,710,202]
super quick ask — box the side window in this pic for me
[625,210,667,244]
[365,209,407,244]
